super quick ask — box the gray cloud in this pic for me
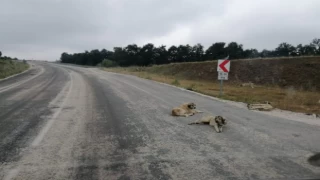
[0,0,319,60]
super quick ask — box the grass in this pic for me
[0,59,29,79]
[104,67,320,114]
[186,83,196,91]
[171,79,180,86]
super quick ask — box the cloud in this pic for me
[0,0,319,60]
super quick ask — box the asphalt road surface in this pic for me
[0,62,319,180]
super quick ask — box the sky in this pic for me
[0,0,319,61]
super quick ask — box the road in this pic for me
[0,62,319,180]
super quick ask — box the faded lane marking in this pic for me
[31,71,74,147]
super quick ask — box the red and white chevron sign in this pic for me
[217,59,230,72]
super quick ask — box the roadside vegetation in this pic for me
[104,58,320,115]
[57,39,320,114]
[0,59,29,79]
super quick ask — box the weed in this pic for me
[171,79,180,86]
[186,83,196,91]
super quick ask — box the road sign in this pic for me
[218,72,228,80]
[217,59,230,72]
[217,57,230,96]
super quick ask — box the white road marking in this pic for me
[31,71,74,147]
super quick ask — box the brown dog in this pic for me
[172,102,203,117]
[188,115,227,133]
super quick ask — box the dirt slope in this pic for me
[142,56,320,91]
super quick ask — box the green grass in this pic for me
[0,59,29,79]
[171,79,180,86]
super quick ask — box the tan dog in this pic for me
[171,102,203,117]
[247,102,273,111]
[188,115,227,133]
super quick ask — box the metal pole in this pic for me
[220,79,223,96]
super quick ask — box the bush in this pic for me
[101,59,118,67]
[171,79,180,86]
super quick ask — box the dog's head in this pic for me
[187,102,196,109]
[215,116,227,126]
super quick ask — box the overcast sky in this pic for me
[0,0,319,61]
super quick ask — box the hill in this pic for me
[105,56,320,114]
[140,56,320,91]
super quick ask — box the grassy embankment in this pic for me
[0,59,29,79]
[104,56,320,114]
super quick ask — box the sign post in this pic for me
[220,77,223,96]
[217,57,230,96]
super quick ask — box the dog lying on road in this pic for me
[188,115,227,133]
[171,102,203,117]
[247,102,273,111]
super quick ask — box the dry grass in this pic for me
[0,59,29,79]
[104,67,320,114]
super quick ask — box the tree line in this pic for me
[60,38,320,67]
[0,51,18,60]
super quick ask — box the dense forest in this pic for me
[60,38,320,67]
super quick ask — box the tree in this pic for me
[60,52,72,63]
[112,47,128,66]
[124,44,140,66]
[0,51,2,57]
[296,44,316,56]
[191,43,204,61]
[260,49,276,58]
[59,38,320,67]
[100,49,113,60]
[168,46,178,62]
[138,43,155,66]
[176,44,192,62]
[311,38,320,55]
[244,49,259,58]
[225,42,244,59]
[153,45,168,64]
[275,42,295,56]
[205,42,226,60]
